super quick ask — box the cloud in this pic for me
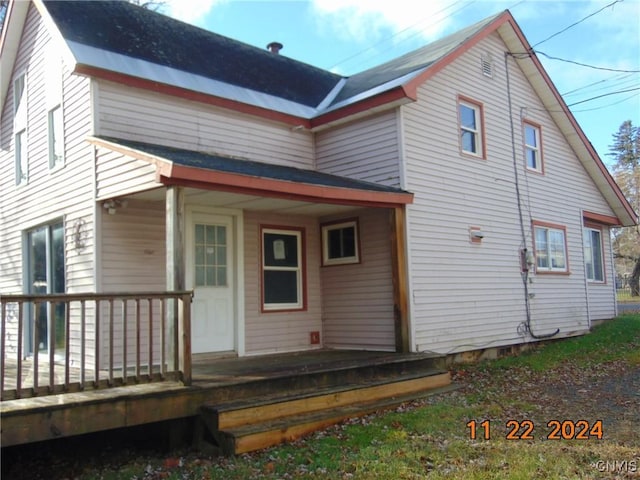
[163,0,225,25]
[310,0,462,44]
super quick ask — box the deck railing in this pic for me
[0,291,192,401]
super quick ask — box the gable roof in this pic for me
[0,1,635,226]
[42,1,341,109]
[328,13,502,108]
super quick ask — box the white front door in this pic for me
[187,213,235,353]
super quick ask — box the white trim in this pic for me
[404,204,417,352]
[580,210,591,330]
[459,99,482,157]
[92,145,102,292]
[524,123,542,172]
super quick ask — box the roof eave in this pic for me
[310,86,416,131]
[75,64,313,129]
[496,17,638,227]
[87,136,413,209]
[0,0,30,112]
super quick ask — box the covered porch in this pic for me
[92,136,414,359]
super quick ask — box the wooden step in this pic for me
[198,370,452,455]
[210,371,450,430]
[219,383,458,455]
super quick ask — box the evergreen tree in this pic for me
[609,120,640,296]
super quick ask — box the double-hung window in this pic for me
[534,222,568,273]
[262,227,305,311]
[524,122,543,172]
[584,227,604,282]
[458,97,484,158]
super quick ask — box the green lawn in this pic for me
[9,315,640,480]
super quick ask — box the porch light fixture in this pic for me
[102,198,127,215]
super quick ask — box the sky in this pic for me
[158,0,639,169]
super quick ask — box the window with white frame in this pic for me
[459,98,484,157]
[262,227,304,311]
[14,74,26,116]
[534,223,568,272]
[15,129,28,185]
[48,106,64,169]
[321,219,359,266]
[584,227,604,282]
[524,122,542,172]
[46,50,64,169]
[14,73,28,185]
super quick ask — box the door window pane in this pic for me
[194,223,227,287]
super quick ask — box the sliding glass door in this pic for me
[26,221,65,354]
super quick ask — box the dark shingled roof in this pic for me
[42,1,342,108]
[97,136,409,194]
[330,14,502,106]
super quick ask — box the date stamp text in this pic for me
[466,419,604,440]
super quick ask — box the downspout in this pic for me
[505,52,559,340]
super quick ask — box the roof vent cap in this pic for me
[267,42,283,54]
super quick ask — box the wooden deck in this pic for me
[1,349,451,451]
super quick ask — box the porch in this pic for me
[1,347,451,453]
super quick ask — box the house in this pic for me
[1,1,636,394]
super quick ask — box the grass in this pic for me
[486,313,640,371]
[11,315,640,480]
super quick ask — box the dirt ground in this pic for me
[450,358,640,446]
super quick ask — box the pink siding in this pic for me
[321,209,396,351]
[242,211,322,354]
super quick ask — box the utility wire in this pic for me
[534,50,640,73]
[567,87,640,107]
[327,0,470,72]
[531,0,624,48]
[562,72,636,97]
[571,92,639,112]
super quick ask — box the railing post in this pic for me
[1,300,6,398]
[179,292,192,386]
[1,291,192,400]
[48,301,55,392]
[166,185,185,374]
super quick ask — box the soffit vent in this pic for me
[481,53,493,78]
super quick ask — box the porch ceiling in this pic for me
[128,187,361,216]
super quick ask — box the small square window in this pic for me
[321,219,360,266]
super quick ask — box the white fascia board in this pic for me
[0,0,30,112]
[67,41,320,119]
